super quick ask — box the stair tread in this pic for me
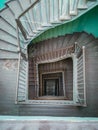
[0,8,16,28]
[0,40,18,51]
[0,50,19,59]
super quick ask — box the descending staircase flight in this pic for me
[0,0,98,105]
[0,0,98,56]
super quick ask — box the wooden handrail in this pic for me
[33,44,75,62]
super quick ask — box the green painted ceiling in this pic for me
[0,0,6,9]
[31,5,98,44]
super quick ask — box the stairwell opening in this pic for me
[28,57,73,101]
[16,34,86,105]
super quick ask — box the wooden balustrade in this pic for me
[33,45,75,63]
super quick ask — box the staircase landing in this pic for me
[0,116,98,130]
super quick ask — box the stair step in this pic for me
[0,17,17,38]
[78,0,88,9]
[19,0,36,33]
[21,18,34,37]
[0,29,17,43]
[18,0,30,10]
[86,39,98,49]
[70,0,78,15]
[41,23,52,27]
[6,0,23,17]
[0,8,16,28]
[50,20,62,24]
[50,0,59,23]
[40,0,49,27]
[0,48,18,53]
[0,30,18,46]
[0,40,18,52]
[27,1,39,32]
[59,16,71,21]
[75,32,89,44]
[80,34,95,46]
[7,0,33,35]
[18,0,34,34]
[64,34,74,47]
[0,50,19,59]
[0,9,25,46]
[37,27,45,31]
[68,33,81,46]
[1,28,17,40]
[33,30,40,33]
[59,0,71,21]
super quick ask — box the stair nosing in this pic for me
[0,39,18,47]
[0,16,16,30]
[0,48,18,53]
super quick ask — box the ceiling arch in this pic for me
[31,5,98,44]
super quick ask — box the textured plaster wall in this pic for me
[0,60,19,115]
